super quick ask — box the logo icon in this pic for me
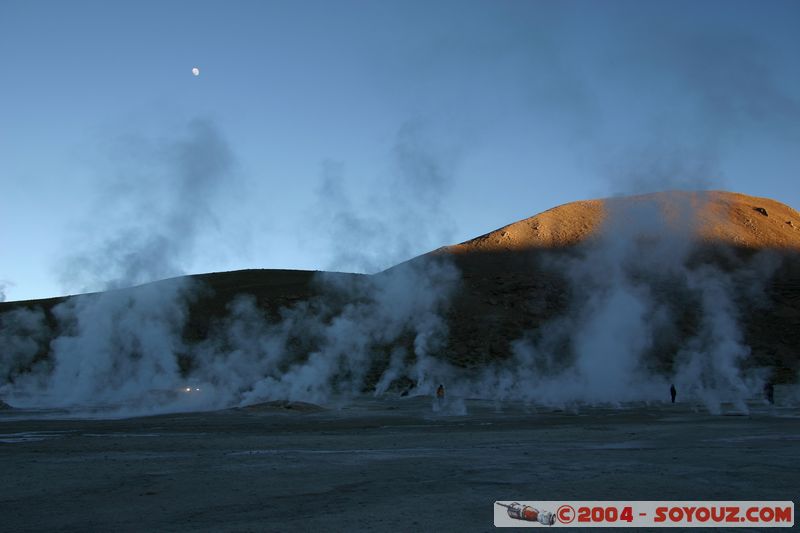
[496,502,556,526]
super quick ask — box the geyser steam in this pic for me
[0,192,783,416]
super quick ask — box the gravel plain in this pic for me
[1,397,798,532]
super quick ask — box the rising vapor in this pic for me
[60,118,237,292]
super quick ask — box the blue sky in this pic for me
[1,0,799,301]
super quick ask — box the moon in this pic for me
[192,67,200,77]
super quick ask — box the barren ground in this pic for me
[1,398,798,532]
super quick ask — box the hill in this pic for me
[408,190,800,383]
[437,190,800,256]
[1,190,799,406]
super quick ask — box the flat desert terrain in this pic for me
[1,398,798,532]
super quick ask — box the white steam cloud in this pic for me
[0,258,459,416]
[0,115,465,416]
[0,192,783,416]
[461,194,779,412]
[187,258,459,408]
[1,119,237,415]
[313,120,459,273]
[61,118,237,292]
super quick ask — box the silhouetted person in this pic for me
[764,382,775,405]
[670,384,676,404]
[436,384,445,400]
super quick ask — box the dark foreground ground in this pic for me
[1,398,798,532]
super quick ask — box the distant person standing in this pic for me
[433,384,446,413]
[670,384,677,404]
